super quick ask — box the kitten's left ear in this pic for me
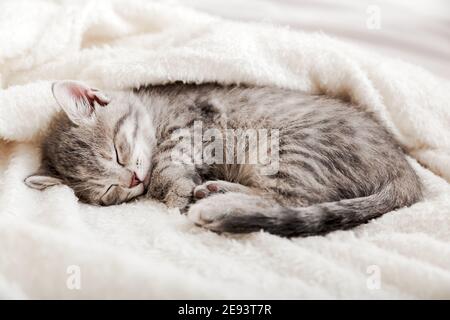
[24,173,62,190]
[52,80,110,126]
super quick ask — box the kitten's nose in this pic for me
[129,172,141,188]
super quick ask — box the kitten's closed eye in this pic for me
[114,144,124,166]
[100,184,119,205]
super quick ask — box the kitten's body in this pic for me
[26,81,422,237]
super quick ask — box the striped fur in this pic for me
[25,81,422,237]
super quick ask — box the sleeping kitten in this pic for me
[25,80,422,237]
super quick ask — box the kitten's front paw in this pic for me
[165,192,191,211]
[164,178,196,211]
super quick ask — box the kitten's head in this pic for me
[25,80,156,205]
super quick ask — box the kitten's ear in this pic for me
[52,80,110,125]
[24,174,62,190]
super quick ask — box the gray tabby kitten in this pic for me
[25,80,422,237]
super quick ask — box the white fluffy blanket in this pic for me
[1,0,449,299]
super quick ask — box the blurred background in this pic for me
[161,0,450,79]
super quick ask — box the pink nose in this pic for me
[129,172,141,188]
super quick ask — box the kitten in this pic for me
[25,80,422,237]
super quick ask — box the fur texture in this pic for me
[25,81,422,237]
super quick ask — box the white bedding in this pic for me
[0,0,449,299]
[181,0,450,80]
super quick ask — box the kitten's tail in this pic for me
[215,181,422,237]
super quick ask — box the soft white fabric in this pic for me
[181,0,450,80]
[0,0,449,299]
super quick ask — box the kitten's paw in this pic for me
[165,192,191,211]
[164,178,196,211]
[193,181,226,200]
[193,180,253,200]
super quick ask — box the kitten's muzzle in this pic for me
[129,172,142,188]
